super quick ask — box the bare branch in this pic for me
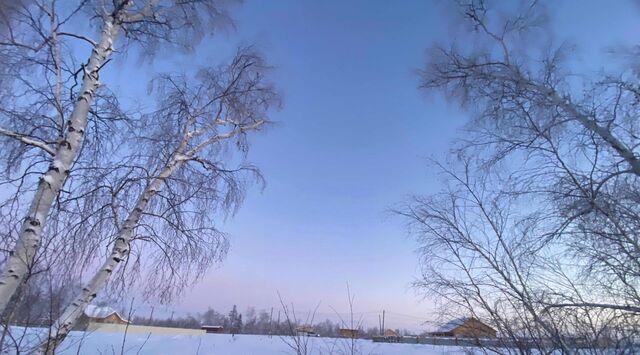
[0,127,55,155]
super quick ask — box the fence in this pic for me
[87,322,205,336]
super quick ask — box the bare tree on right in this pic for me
[403,0,640,353]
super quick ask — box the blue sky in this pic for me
[105,0,640,330]
[181,0,462,330]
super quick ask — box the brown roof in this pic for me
[429,317,496,337]
[383,329,399,337]
[296,325,315,333]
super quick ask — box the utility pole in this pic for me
[269,307,274,336]
[148,305,155,325]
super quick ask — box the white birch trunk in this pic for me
[0,13,124,313]
[562,101,640,176]
[42,122,264,353]
[529,82,640,176]
[40,154,186,355]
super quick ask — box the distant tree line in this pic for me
[6,278,413,339]
[132,306,409,338]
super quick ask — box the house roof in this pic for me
[84,305,127,321]
[433,317,496,334]
[434,317,469,332]
[383,329,399,337]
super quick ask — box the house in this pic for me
[296,325,318,337]
[201,325,224,334]
[429,317,496,338]
[339,328,359,338]
[81,305,129,325]
[383,329,399,337]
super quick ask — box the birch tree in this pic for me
[420,0,640,314]
[421,0,640,179]
[403,0,640,352]
[400,161,640,353]
[0,0,235,315]
[40,47,279,353]
[0,0,130,315]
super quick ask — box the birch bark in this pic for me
[41,154,184,355]
[527,81,640,177]
[41,121,263,353]
[0,5,129,313]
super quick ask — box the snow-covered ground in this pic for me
[50,331,471,355]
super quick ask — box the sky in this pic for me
[101,0,640,331]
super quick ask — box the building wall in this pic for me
[383,329,399,337]
[451,319,496,338]
[339,329,358,338]
[99,313,128,325]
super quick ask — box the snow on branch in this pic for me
[0,127,56,155]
